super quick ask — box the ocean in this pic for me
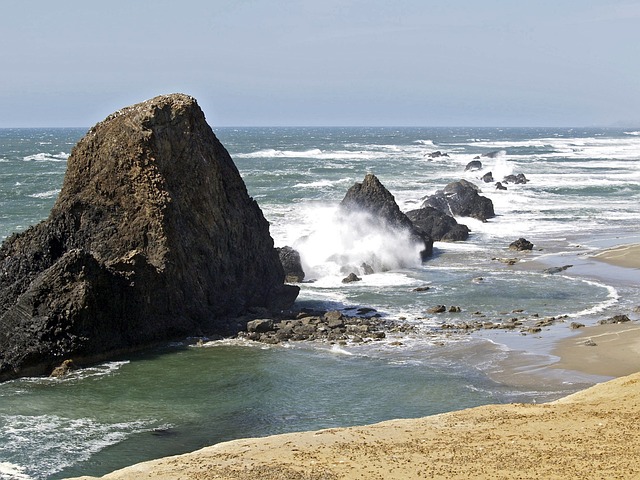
[1,126,639,479]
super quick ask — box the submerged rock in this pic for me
[421,179,495,222]
[543,265,573,274]
[0,94,298,381]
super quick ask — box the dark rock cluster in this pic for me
[237,309,415,345]
[421,179,495,222]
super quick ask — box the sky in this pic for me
[1,0,639,128]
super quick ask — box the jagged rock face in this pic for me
[276,246,305,283]
[422,179,495,222]
[406,207,470,242]
[340,174,433,260]
[0,94,298,381]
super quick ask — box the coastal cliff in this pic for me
[0,94,298,381]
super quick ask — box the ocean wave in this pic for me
[413,139,436,146]
[28,189,60,199]
[0,462,31,480]
[470,136,640,160]
[624,131,640,136]
[292,178,351,189]
[22,152,69,162]
[566,278,619,318]
[19,361,129,385]
[0,414,154,479]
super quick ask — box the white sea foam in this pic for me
[292,178,351,189]
[624,131,640,136]
[19,361,129,385]
[0,414,153,478]
[22,152,69,162]
[0,462,32,480]
[566,278,619,318]
[292,206,423,282]
[28,189,60,199]
[329,344,355,355]
[413,139,436,147]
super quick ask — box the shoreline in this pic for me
[68,371,640,480]
[65,240,640,479]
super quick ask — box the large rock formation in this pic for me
[340,174,433,260]
[0,94,298,381]
[421,179,495,222]
[405,207,470,242]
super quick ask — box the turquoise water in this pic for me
[1,126,639,478]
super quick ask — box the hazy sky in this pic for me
[1,0,639,127]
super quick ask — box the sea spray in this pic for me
[293,206,424,281]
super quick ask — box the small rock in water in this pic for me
[570,322,585,329]
[427,305,447,314]
[413,286,431,292]
[543,265,573,274]
[481,171,494,183]
[583,338,597,347]
[342,272,362,283]
[50,359,76,378]
[509,238,534,251]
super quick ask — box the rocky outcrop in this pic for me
[0,94,298,381]
[405,207,470,242]
[340,174,433,260]
[277,246,305,283]
[421,180,495,222]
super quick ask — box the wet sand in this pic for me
[552,322,640,378]
[591,242,640,269]
[67,242,640,480]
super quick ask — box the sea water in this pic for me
[0,126,639,479]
